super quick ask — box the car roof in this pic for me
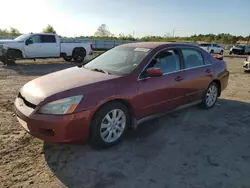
[120,42,199,49]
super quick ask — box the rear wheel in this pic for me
[200,82,219,109]
[89,102,130,148]
[73,49,86,63]
[210,50,214,54]
[220,50,223,55]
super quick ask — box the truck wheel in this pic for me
[210,50,214,54]
[229,51,232,55]
[220,50,223,55]
[63,56,72,62]
[73,49,86,63]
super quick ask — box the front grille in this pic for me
[18,92,36,109]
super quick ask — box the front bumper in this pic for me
[0,45,7,56]
[14,97,93,143]
[243,61,250,71]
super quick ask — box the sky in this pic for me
[0,0,249,38]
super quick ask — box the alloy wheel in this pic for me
[100,109,126,143]
[206,85,218,107]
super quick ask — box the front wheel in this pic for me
[200,82,219,109]
[220,50,224,55]
[89,102,130,148]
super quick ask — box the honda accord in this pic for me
[14,42,229,148]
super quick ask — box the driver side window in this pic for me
[26,35,41,44]
[140,48,181,78]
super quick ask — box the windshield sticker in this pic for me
[134,48,150,52]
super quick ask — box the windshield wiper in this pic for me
[91,68,111,75]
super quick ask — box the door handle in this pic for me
[175,76,184,82]
[206,69,212,73]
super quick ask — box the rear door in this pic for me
[40,35,60,57]
[180,48,214,102]
[136,48,187,119]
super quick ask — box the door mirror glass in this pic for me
[146,67,163,77]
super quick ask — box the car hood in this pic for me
[0,40,17,44]
[20,67,119,105]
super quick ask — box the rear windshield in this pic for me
[84,46,151,76]
[199,43,210,47]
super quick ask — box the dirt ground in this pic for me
[0,57,250,188]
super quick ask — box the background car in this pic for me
[14,42,229,148]
[243,56,250,72]
[229,44,250,55]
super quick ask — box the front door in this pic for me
[136,48,187,119]
[25,35,44,58]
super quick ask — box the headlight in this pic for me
[39,95,83,115]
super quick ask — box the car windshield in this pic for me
[14,34,30,41]
[84,46,151,76]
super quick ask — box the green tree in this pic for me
[94,24,112,37]
[43,25,56,34]
[9,27,21,36]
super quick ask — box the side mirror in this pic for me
[146,68,163,77]
[25,39,32,45]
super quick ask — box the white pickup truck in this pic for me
[0,33,93,65]
[199,43,224,55]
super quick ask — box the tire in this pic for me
[229,51,232,55]
[63,56,72,62]
[200,82,219,109]
[89,102,130,148]
[73,49,86,63]
[220,50,223,55]
[210,50,214,54]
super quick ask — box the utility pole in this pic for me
[172,29,175,38]
[247,33,250,45]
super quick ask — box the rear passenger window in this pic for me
[41,35,56,43]
[181,49,204,69]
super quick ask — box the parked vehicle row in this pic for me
[0,33,93,65]
[14,42,229,148]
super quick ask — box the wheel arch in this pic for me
[211,79,221,96]
[72,47,86,56]
[7,48,24,59]
[91,98,136,128]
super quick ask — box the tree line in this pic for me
[1,24,249,44]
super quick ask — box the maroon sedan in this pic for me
[14,42,229,148]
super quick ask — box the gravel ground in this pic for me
[0,57,250,188]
